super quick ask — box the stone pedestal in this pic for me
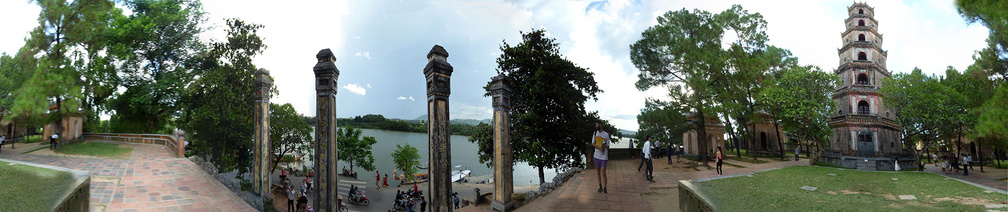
[424,45,453,211]
[487,74,513,212]
[253,68,272,203]
[313,49,340,211]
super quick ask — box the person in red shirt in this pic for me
[376,171,382,189]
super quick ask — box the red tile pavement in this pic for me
[0,140,254,211]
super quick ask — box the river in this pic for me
[297,128,559,186]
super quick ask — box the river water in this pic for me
[299,128,558,186]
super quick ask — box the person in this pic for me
[281,169,288,182]
[677,145,683,163]
[452,192,460,209]
[952,155,960,175]
[300,181,308,198]
[287,185,297,212]
[590,121,610,193]
[667,141,673,164]
[795,147,800,161]
[940,154,949,174]
[406,196,416,212]
[50,133,59,150]
[306,177,312,191]
[967,154,974,170]
[932,153,939,167]
[643,136,654,182]
[0,135,5,153]
[418,196,427,212]
[349,185,357,201]
[383,174,389,187]
[716,146,724,176]
[297,196,314,212]
[962,154,969,176]
[412,183,418,195]
[376,171,382,189]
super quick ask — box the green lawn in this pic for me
[696,166,1007,211]
[55,141,132,159]
[22,135,43,143]
[0,160,76,211]
[989,160,1008,169]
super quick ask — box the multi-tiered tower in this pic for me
[826,3,908,170]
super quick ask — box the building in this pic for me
[824,3,911,170]
[682,113,725,155]
[746,112,788,154]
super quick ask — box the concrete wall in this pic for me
[678,180,715,212]
[83,133,185,157]
[820,153,916,170]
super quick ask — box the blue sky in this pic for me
[0,0,990,131]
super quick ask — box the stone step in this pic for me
[856,160,877,171]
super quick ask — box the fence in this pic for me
[82,133,185,158]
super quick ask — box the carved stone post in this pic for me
[488,74,513,211]
[424,45,453,211]
[313,49,339,211]
[253,68,272,203]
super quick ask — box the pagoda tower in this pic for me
[826,3,907,169]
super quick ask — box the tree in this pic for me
[956,0,1007,82]
[391,143,420,181]
[269,103,312,173]
[180,19,265,175]
[760,65,838,165]
[108,0,205,133]
[636,98,690,147]
[880,68,958,170]
[631,5,768,166]
[337,126,377,172]
[9,0,118,135]
[486,29,602,184]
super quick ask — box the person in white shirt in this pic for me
[50,133,59,150]
[591,122,610,193]
[0,135,5,153]
[643,136,654,182]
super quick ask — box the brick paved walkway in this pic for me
[0,140,253,212]
[457,156,805,212]
[920,163,1007,193]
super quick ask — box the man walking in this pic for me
[591,122,610,193]
[50,133,59,150]
[667,141,673,164]
[287,185,296,212]
[643,136,654,182]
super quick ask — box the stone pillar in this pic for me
[253,68,272,202]
[488,74,513,212]
[313,49,340,211]
[424,45,453,211]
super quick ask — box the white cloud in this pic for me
[354,51,372,60]
[396,96,415,101]
[366,84,372,88]
[343,83,367,95]
[451,103,493,120]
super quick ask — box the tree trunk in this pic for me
[722,116,741,158]
[697,110,709,167]
[773,120,784,160]
[537,165,546,185]
[978,139,984,173]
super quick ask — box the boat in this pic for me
[451,170,472,183]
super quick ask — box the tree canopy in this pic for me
[391,143,421,181]
[269,103,312,173]
[631,5,772,166]
[337,126,378,172]
[179,18,265,175]
[760,65,838,164]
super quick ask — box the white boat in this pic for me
[451,169,472,182]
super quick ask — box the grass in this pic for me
[815,161,854,169]
[55,141,132,159]
[989,160,1007,169]
[0,160,76,211]
[695,166,1008,211]
[21,135,43,143]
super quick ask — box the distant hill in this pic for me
[413,114,491,125]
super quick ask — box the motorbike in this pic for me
[348,190,371,206]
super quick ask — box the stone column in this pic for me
[488,74,513,212]
[313,49,340,211]
[253,68,272,202]
[424,45,453,211]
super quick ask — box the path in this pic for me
[458,156,807,212]
[0,139,253,212]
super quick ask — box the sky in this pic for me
[0,0,990,132]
